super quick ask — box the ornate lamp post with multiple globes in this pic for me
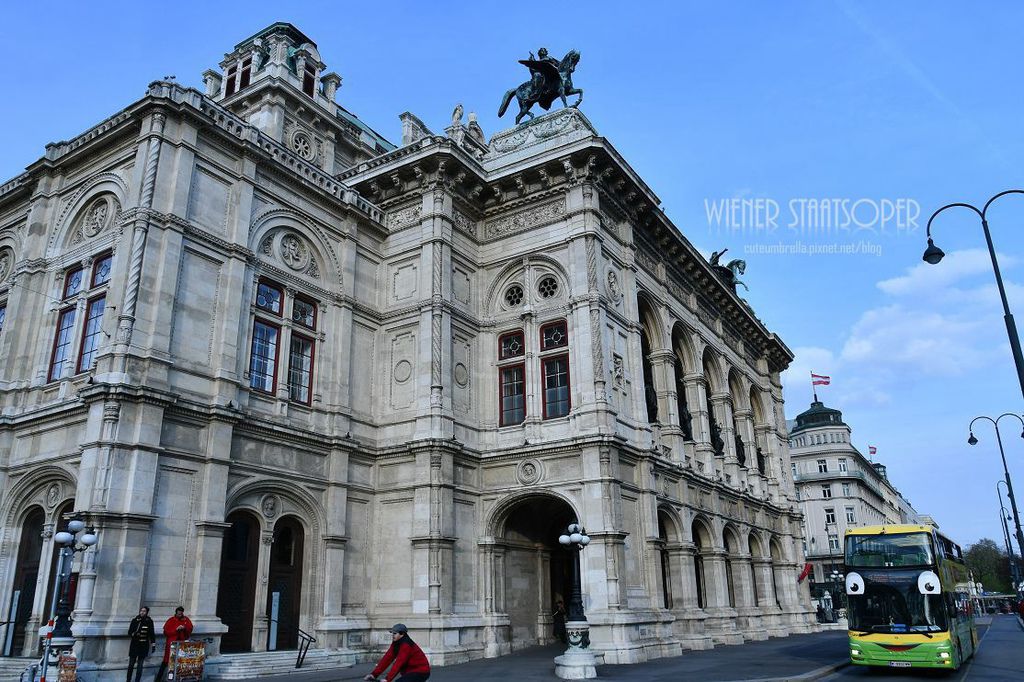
[40,517,98,682]
[554,523,598,680]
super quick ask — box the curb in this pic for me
[724,658,849,682]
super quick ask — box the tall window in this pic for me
[817,459,828,473]
[828,534,840,551]
[824,508,836,525]
[49,308,76,381]
[0,302,6,335]
[77,296,106,372]
[821,484,832,499]
[540,320,570,419]
[498,330,526,426]
[845,506,856,524]
[791,463,798,479]
[838,457,848,473]
[303,64,317,97]
[249,321,280,393]
[49,254,113,381]
[248,278,318,403]
[239,56,252,90]
[841,482,851,496]
[225,63,238,97]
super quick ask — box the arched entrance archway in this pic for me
[216,510,260,653]
[267,516,304,650]
[495,495,576,650]
[6,507,44,656]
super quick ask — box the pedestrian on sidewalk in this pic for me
[363,623,431,682]
[126,606,156,682]
[153,606,193,682]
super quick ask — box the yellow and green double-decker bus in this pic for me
[844,524,977,671]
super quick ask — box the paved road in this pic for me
[261,630,849,681]
[821,615,1022,682]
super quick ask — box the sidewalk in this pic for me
[250,630,849,682]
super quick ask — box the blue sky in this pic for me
[4,2,1024,552]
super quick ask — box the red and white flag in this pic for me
[868,446,877,455]
[811,373,831,386]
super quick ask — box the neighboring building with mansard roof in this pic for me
[787,401,920,604]
[0,23,814,680]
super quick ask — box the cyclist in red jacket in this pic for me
[364,623,430,682]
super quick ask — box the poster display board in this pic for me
[57,652,77,682]
[169,640,205,681]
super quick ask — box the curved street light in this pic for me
[968,415,1024,589]
[924,191,1024,399]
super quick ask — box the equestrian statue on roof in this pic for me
[498,47,583,125]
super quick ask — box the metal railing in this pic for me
[267,618,317,669]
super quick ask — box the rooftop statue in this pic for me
[709,248,748,292]
[498,47,583,125]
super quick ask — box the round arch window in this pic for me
[538,276,559,299]
[504,284,524,307]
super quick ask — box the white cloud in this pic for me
[876,248,1016,298]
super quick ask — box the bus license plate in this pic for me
[888,662,911,668]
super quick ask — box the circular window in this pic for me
[292,131,316,161]
[538,276,559,299]
[504,284,524,307]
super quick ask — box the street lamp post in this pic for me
[997,481,1021,592]
[554,523,597,680]
[40,518,98,682]
[923,191,1024,400]
[968,414,1024,597]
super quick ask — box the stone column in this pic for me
[690,375,713,475]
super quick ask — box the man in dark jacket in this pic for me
[364,623,430,682]
[126,606,156,682]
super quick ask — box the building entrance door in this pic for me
[498,495,575,650]
[266,516,303,650]
[5,508,43,657]
[215,511,260,653]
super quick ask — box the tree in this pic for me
[965,538,1011,593]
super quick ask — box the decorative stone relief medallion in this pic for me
[71,195,117,244]
[46,483,61,509]
[393,359,413,383]
[484,200,565,239]
[0,247,12,283]
[261,494,279,519]
[516,458,543,485]
[453,362,469,387]
[386,204,422,231]
[279,233,311,271]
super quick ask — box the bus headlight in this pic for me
[850,648,862,657]
[939,652,950,659]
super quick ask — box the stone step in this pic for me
[0,657,38,681]
[206,648,356,680]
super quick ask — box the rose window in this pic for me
[538,276,559,299]
[292,132,316,161]
[504,284,524,307]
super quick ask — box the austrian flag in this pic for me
[869,446,877,455]
[811,373,831,386]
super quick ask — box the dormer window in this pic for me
[239,56,253,89]
[225,64,238,97]
[302,63,316,97]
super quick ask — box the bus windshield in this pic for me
[845,532,935,568]
[846,569,948,634]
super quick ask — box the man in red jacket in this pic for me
[153,606,193,682]
[364,623,430,682]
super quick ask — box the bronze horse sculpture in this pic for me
[498,49,583,125]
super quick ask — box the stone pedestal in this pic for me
[554,620,599,679]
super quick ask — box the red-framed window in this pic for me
[499,330,525,360]
[63,267,84,299]
[288,334,315,404]
[90,253,112,288]
[225,64,238,97]
[542,354,571,418]
[249,320,280,393]
[499,363,526,426]
[49,308,76,381]
[256,279,283,315]
[76,295,106,372]
[292,295,317,330]
[540,319,568,351]
[239,57,252,90]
